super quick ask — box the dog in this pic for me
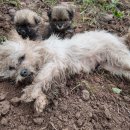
[44,4,75,39]
[14,9,43,40]
[1,30,130,113]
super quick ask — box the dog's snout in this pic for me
[17,27,26,35]
[58,24,62,28]
[20,29,26,35]
[20,69,29,77]
[16,27,21,33]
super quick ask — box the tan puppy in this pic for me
[44,4,75,39]
[14,9,43,40]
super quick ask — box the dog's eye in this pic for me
[64,19,68,21]
[53,19,57,22]
[28,24,34,27]
[18,55,25,64]
[9,66,15,70]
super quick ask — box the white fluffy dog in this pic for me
[0,30,130,113]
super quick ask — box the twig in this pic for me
[49,122,58,130]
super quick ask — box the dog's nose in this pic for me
[20,69,29,77]
[20,29,26,35]
[59,24,62,27]
[58,24,62,28]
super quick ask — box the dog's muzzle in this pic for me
[16,27,28,39]
[57,24,64,30]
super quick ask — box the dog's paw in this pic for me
[20,85,35,102]
[34,93,48,113]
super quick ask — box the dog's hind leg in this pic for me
[99,38,130,78]
[104,41,130,71]
[102,48,130,79]
[102,64,130,79]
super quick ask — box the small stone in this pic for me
[81,90,90,101]
[0,93,7,101]
[76,119,83,127]
[75,112,81,119]
[20,2,26,6]
[123,96,130,102]
[104,107,111,119]
[103,14,113,22]
[0,100,10,116]
[1,117,8,125]
[78,25,83,28]
[10,97,21,107]
[53,100,58,107]
[88,111,93,118]
[60,101,68,112]
[33,117,43,125]
[18,125,26,130]
[62,128,69,130]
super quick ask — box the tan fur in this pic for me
[51,5,73,20]
[1,30,130,113]
[14,9,41,25]
[7,29,23,41]
[45,4,75,39]
[14,9,46,40]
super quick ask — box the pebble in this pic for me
[102,14,113,22]
[62,128,69,130]
[1,117,8,126]
[104,107,111,119]
[0,93,7,101]
[18,125,26,130]
[81,90,90,101]
[75,112,81,119]
[123,96,130,102]
[33,117,43,125]
[76,119,83,127]
[10,97,21,107]
[60,101,68,112]
[0,100,10,116]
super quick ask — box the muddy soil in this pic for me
[0,0,130,130]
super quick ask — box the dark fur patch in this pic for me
[15,20,39,40]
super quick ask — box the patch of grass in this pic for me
[103,0,124,19]
[82,0,95,4]
[0,0,20,8]
[42,0,58,7]
[77,0,125,20]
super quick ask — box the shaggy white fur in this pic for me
[1,30,130,113]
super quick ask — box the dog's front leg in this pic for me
[20,84,48,113]
[34,61,65,91]
[21,61,65,113]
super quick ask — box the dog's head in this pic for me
[47,5,74,32]
[14,9,41,40]
[0,40,44,85]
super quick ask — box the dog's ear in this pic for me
[47,9,52,20]
[67,9,74,20]
[9,10,16,22]
[34,16,41,25]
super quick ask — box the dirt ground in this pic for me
[0,0,130,130]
